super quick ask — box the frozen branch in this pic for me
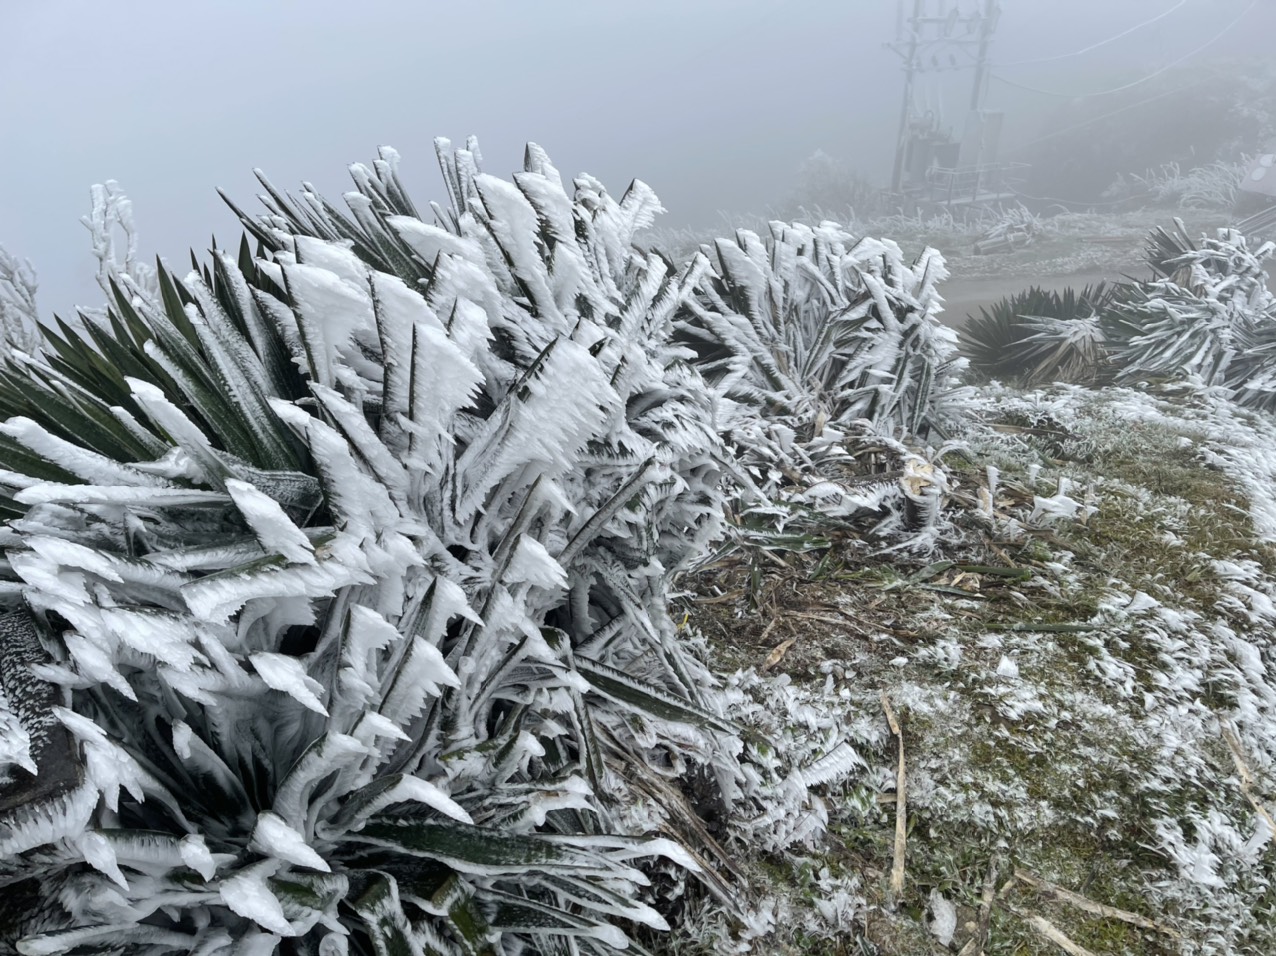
[0,246,40,359]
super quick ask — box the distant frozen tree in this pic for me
[81,180,158,301]
[1,181,161,368]
[0,248,40,359]
[786,150,883,221]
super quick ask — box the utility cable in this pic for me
[990,0,1257,99]
[1002,75,1209,155]
[995,0,1187,68]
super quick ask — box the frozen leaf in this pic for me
[219,861,296,936]
[250,652,328,715]
[226,479,316,564]
[251,811,331,872]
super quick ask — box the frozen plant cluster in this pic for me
[1131,159,1248,210]
[1105,223,1276,410]
[0,141,865,955]
[658,663,876,953]
[964,221,1276,406]
[676,219,966,550]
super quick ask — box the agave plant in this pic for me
[0,140,814,955]
[1103,223,1276,409]
[961,283,1117,386]
[677,220,961,440]
[672,220,962,548]
[1140,218,1200,282]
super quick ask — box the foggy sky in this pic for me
[3,0,1274,321]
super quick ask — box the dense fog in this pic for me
[3,0,1274,318]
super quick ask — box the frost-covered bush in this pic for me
[674,220,963,546]
[962,283,1116,386]
[678,220,962,440]
[1104,221,1276,409]
[1132,159,1247,209]
[974,202,1045,250]
[0,141,854,955]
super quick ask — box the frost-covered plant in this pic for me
[871,207,969,239]
[1132,159,1247,209]
[0,140,830,955]
[1104,222,1276,409]
[81,180,158,301]
[1,182,159,366]
[1141,218,1202,281]
[976,202,1044,246]
[678,220,961,440]
[962,283,1116,386]
[1012,312,1108,385]
[0,248,40,360]
[673,220,963,548]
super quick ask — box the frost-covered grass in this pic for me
[1133,160,1249,211]
[679,382,1276,954]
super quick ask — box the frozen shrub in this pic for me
[676,219,963,548]
[962,283,1116,386]
[0,142,856,955]
[1104,221,1276,410]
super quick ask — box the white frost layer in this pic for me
[218,860,295,936]
[226,479,316,564]
[251,811,330,871]
[0,685,36,776]
[250,652,328,715]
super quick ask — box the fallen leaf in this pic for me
[762,638,796,671]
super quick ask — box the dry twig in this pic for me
[1222,721,1276,837]
[881,692,907,907]
[789,610,853,629]
[1012,908,1099,956]
[957,856,1000,956]
[1014,868,1179,938]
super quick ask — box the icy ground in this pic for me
[680,383,1276,955]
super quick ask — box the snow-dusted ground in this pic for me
[684,383,1276,954]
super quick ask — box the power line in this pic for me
[990,0,1257,99]
[1002,76,1210,155]
[995,0,1187,68]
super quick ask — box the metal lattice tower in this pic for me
[889,0,1001,195]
